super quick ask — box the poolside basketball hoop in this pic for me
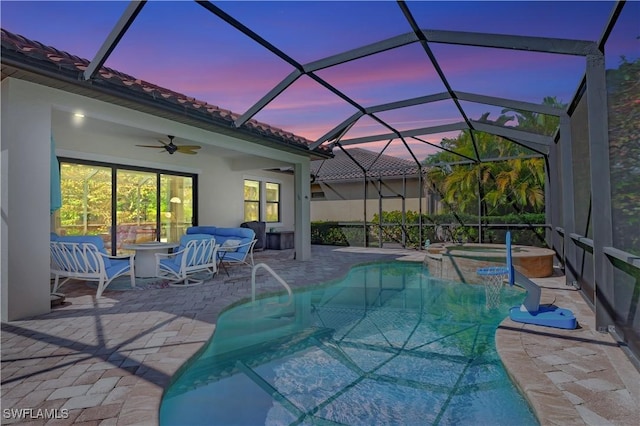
[477,266,509,309]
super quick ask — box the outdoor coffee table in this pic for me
[123,242,179,278]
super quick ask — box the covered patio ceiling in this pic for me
[1,0,635,163]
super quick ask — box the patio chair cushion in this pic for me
[158,258,181,273]
[222,251,249,262]
[184,226,255,267]
[186,226,255,254]
[221,239,242,252]
[214,228,254,253]
[214,227,254,239]
[187,226,217,235]
[105,258,132,278]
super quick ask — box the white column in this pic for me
[294,160,311,261]
[1,79,52,321]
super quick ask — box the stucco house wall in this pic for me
[311,178,429,222]
[309,148,442,224]
[52,111,296,230]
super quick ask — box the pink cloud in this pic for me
[315,44,444,94]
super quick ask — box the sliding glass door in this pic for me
[56,159,196,254]
[116,170,157,251]
[160,174,193,244]
[57,162,113,246]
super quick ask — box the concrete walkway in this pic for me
[1,245,638,425]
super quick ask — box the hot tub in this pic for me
[424,242,555,283]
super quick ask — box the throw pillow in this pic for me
[221,239,242,252]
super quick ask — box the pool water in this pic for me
[160,262,538,426]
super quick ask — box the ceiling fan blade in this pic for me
[136,144,165,148]
[139,136,195,154]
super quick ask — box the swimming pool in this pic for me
[160,261,538,425]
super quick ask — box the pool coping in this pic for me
[495,274,640,425]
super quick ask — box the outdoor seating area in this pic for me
[49,233,135,298]
[50,227,257,293]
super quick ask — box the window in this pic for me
[244,179,260,221]
[244,178,281,223]
[55,159,196,254]
[265,182,280,222]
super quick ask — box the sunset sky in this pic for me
[2,1,638,159]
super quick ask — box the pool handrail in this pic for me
[251,262,293,305]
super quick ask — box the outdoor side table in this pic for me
[217,246,238,277]
[123,242,179,278]
[266,231,294,250]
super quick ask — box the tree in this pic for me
[607,57,640,254]
[501,96,564,136]
[424,98,564,216]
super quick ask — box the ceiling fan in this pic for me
[136,135,201,155]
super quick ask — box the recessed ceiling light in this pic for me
[74,113,85,118]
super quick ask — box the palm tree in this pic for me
[424,101,557,216]
[488,157,545,212]
[501,96,564,136]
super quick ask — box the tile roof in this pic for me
[0,29,331,157]
[311,147,420,182]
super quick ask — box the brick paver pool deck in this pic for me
[1,245,638,425]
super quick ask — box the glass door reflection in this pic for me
[160,174,193,244]
[116,170,158,253]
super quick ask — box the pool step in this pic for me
[167,326,335,396]
[207,324,334,361]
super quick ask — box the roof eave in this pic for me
[313,173,421,183]
[1,52,332,160]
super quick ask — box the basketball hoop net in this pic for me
[477,266,509,309]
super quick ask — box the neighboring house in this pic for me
[1,29,330,321]
[310,147,442,222]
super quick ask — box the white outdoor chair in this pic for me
[218,238,257,267]
[155,234,218,287]
[216,238,257,276]
[50,235,135,297]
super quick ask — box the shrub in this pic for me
[312,212,547,248]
